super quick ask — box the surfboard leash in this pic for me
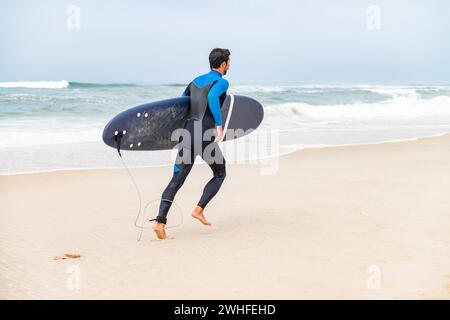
[115,133,184,241]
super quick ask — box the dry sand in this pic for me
[1,135,449,299]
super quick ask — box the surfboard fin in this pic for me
[114,132,123,157]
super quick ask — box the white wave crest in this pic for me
[0,80,69,89]
[230,85,287,93]
[266,95,450,121]
[1,128,101,148]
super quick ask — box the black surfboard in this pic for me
[102,94,264,151]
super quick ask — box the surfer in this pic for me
[153,48,231,239]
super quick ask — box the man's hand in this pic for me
[215,125,224,142]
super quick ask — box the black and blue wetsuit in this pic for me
[156,70,229,224]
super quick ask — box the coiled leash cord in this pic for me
[115,132,183,241]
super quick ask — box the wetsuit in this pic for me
[156,70,229,224]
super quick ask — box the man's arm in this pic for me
[207,78,229,126]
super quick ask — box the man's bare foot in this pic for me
[191,206,212,226]
[152,221,167,239]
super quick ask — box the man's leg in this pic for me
[154,147,194,239]
[192,143,226,225]
[157,163,193,223]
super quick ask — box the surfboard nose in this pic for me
[102,118,116,147]
[102,116,128,147]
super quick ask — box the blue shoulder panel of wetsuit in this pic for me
[181,70,229,126]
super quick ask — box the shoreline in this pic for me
[0,132,450,177]
[2,131,448,177]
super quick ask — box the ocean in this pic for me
[1,80,450,174]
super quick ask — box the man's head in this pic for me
[209,48,231,75]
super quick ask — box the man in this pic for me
[153,48,231,239]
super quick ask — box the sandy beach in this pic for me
[1,135,449,300]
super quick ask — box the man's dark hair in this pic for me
[209,48,230,69]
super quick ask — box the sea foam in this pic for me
[0,80,69,89]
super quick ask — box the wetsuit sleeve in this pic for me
[207,78,229,126]
[182,82,192,97]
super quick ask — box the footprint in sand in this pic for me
[53,253,82,261]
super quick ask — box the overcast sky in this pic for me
[0,0,449,84]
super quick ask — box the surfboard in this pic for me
[102,94,264,151]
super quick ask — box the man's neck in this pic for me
[212,69,224,76]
